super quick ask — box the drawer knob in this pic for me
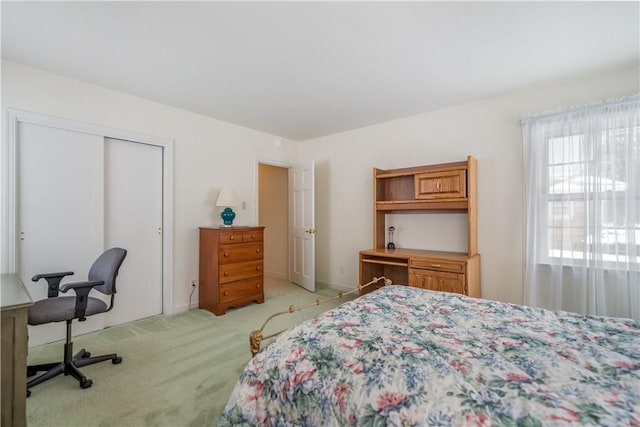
[251,234,256,239]
[229,235,235,240]
[256,248,261,253]
[256,284,260,289]
[224,252,229,257]
[224,291,229,296]
[224,272,229,276]
[256,266,261,271]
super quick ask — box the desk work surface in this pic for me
[1,274,33,310]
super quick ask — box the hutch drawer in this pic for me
[409,258,465,273]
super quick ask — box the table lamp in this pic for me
[216,188,240,226]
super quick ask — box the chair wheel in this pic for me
[112,356,123,364]
[80,378,93,389]
[27,367,38,377]
[82,352,91,358]
[27,389,31,398]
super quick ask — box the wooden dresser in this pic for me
[360,156,480,297]
[199,226,265,315]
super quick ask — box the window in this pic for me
[522,96,639,319]
[544,129,639,266]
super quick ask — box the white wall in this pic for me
[4,60,638,309]
[299,64,640,304]
[1,60,298,312]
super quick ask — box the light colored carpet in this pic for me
[26,278,356,427]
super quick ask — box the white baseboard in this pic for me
[173,302,199,313]
[265,271,288,280]
[316,280,352,292]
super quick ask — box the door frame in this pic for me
[255,157,293,282]
[3,109,174,315]
[254,157,316,290]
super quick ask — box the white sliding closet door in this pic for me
[104,138,163,326]
[18,123,106,345]
[17,122,165,346]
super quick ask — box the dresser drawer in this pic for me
[219,242,263,264]
[243,229,263,243]
[410,258,465,273]
[219,230,244,244]
[219,260,263,284]
[219,277,263,303]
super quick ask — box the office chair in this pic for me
[26,247,127,395]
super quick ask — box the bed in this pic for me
[220,285,640,426]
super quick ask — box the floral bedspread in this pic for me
[220,285,640,426]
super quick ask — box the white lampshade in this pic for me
[216,188,240,207]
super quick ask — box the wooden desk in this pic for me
[1,274,32,427]
[359,248,480,297]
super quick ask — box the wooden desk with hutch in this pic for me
[359,156,480,297]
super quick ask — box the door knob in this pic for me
[305,228,316,234]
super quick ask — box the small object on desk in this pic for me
[387,226,395,249]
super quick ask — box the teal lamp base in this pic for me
[221,207,236,226]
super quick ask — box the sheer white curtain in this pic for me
[522,96,640,320]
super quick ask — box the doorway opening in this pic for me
[258,163,289,282]
[257,159,315,292]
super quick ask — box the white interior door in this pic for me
[289,161,315,291]
[104,138,163,326]
[18,122,106,346]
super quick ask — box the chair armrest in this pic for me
[60,280,104,320]
[32,271,74,298]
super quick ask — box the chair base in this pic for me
[27,344,122,396]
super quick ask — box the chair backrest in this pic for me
[88,247,127,295]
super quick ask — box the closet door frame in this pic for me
[3,109,174,315]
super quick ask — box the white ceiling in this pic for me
[2,2,639,141]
